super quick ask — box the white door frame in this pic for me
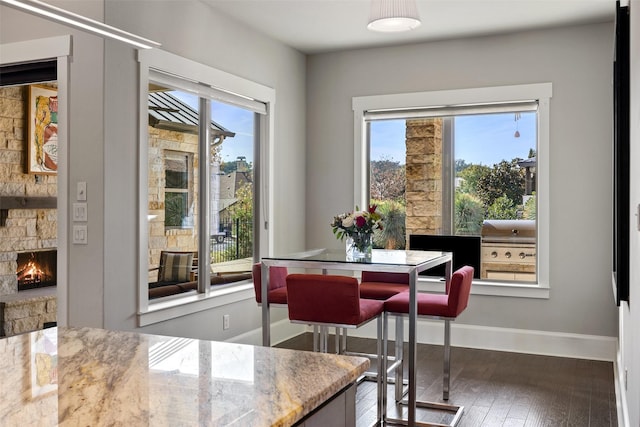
[0,35,71,326]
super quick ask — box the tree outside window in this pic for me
[369,110,538,282]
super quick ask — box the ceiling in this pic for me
[201,0,615,54]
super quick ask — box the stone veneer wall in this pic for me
[0,86,57,336]
[405,118,443,244]
[147,126,199,275]
[0,294,57,337]
[0,86,58,297]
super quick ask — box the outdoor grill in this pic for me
[480,219,536,282]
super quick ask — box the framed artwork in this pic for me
[27,85,58,175]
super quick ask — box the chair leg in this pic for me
[321,326,329,353]
[382,312,389,422]
[395,314,404,403]
[443,319,451,400]
[334,327,340,354]
[313,325,319,352]
[384,316,464,427]
[376,315,384,424]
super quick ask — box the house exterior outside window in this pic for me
[164,151,193,228]
[138,48,275,324]
[353,83,551,297]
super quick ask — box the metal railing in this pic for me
[210,215,253,264]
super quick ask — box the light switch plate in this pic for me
[73,203,88,222]
[73,225,87,244]
[77,181,87,201]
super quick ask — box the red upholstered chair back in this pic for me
[252,263,288,303]
[446,265,474,317]
[286,274,362,325]
[361,271,409,284]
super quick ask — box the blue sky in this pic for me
[211,100,255,165]
[172,91,255,164]
[174,90,536,168]
[370,112,536,166]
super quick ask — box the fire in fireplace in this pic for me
[16,250,57,291]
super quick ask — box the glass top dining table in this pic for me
[260,248,453,426]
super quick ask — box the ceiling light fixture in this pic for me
[367,0,421,33]
[0,0,161,49]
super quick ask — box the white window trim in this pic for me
[137,49,275,326]
[352,83,552,299]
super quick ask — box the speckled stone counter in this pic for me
[0,327,369,426]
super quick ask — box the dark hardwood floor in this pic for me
[277,333,618,427]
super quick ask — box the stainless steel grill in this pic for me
[480,220,536,282]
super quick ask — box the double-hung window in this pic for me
[138,49,275,324]
[353,84,551,297]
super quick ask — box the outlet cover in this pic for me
[223,314,230,330]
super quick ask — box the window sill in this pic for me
[138,283,255,326]
[418,277,550,299]
[164,227,195,233]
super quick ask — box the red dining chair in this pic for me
[382,265,474,426]
[359,271,409,300]
[252,262,288,305]
[286,273,386,423]
[252,263,288,346]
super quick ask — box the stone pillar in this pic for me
[405,118,443,244]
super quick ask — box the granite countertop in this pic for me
[0,327,369,426]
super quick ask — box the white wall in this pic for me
[621,1,639,425]
[306,23,618,338]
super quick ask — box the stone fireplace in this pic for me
[0,209,57,337]
[0,85,58,337]
[16,250,57,291]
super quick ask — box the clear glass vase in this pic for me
[346,233,373,261]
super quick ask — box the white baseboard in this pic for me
[272,318,616,361]
[232,318,616,361]
[226,318,307,347]
[615,350,631,427]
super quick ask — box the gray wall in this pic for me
[103,0,307,338]
[0,3,618,340]
[2,1,636,422]
[306,22,618,338]
[1,0,307,340]
[0,1,107,329]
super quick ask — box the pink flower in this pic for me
[341,215,354,228]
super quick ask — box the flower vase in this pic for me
[346,233,373,261]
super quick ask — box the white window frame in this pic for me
[163,150,194,229]
[137,49,275,326]
[353,83,551,299]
